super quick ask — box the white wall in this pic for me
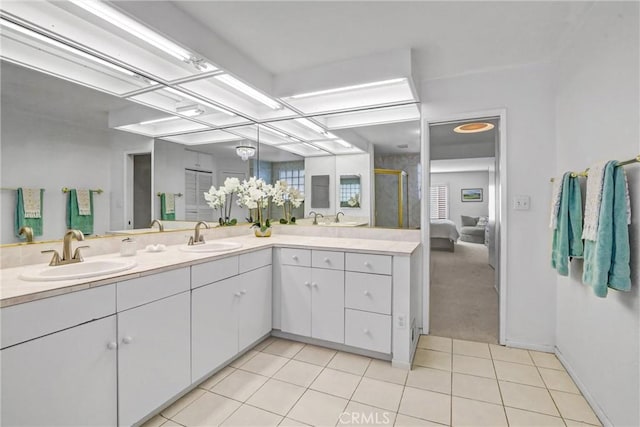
[154,140,186,220]
[1,108,112,243]
[554,3,639,426]
[431,171,489,230]
[422,61,558,348]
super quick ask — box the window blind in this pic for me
[430,184,449,219]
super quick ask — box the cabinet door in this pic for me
[1,316,117,427]
[192,276,240,382]
[118,292,191,427]
[238,265,272,350]
[311,268,345,343]
[280,265,311,337]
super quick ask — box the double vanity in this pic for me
[0,229,422,426]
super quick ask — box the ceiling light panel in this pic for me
[2,1,215,82]
[312,139,364,155]
[177,76,296,121]
[161,129,243,146]
[281,78,416,115]
[116,116,210,137]
[318,103,421,130]
[277,142,330,157]
[0,18,158,96]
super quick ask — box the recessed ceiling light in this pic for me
[453,122,495,133]
[215,74,281,110]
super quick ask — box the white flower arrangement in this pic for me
[204,177,241,225]
[236,177,273,231]
[271,180,305,224]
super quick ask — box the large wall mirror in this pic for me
[1,59,420,245]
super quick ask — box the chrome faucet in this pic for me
[335,212,345,223]
[42,229,88,266]
[18,226,34,243]
[188,221,210,245]
[149,219,164,232]
[309,211,324,225]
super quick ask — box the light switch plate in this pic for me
[513,195,530,210]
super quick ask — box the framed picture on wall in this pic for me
[461,188,483,202]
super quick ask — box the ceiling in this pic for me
[429,118,498,160]
[338,121,420,155]
[173,1,593,80]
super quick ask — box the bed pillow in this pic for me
[477,216,488,227]
[461,215,479,226]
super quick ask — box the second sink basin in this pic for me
[19,259,138,282]
[179,241,243,253]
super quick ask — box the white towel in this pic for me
[549,175,564,229]
[22,188,41,218]
[76,189,92,216]
[165,193,175,214]
[582,161,608,241]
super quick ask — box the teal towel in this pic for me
[160,193,175,221]
[551,173,584,275]
[583,161,631,297]
[15,188,44,238]
[66,189,94,235]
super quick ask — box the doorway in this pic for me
[133,154,152,229]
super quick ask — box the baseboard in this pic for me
[503,339,555,353]
[555,347,609,427]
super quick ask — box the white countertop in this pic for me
[0,235,420,308]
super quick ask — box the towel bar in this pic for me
[62,187,103,194]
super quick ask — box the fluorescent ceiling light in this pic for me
[0,18,139,78]
[335,139,352,148]
[69,0,216,71]
[303,143,321,151]
[215,74,281,110]
[453,122,495,134]
[262,126,289,139]
[294,118,328,136]
[165,88,235,116]
[139,116,179,125]
[289,78,407,99]
[177,105,204,117]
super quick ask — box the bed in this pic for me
[430,219,460,252]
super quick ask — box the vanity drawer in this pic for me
[191,256,239,289]
[312,250,344,270]
[118,267,190,311]
[345,272,392,315]
[345,253,392,275]
[1,284,116,349]
[281,248,311,267]
[345,309,391,354]
[239,248,272,273]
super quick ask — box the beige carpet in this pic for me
[430,241,499,344]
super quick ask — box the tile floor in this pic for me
[143,335,601,427]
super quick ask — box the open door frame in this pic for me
[123,149,155,230]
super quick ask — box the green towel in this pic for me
[15,188,44,238]
[583,161,631,297]
[160,193,175,220]
[551,173,584,276]
[66,189,94,235]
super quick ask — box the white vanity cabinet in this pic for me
[191,250,272,382]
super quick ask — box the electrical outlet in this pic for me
[513,195,530,210]
[397,314,407,329]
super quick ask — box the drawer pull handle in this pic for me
[234,292,242,297]
[107,342,118,350]
[364,261,371,267]
[122,336,133,345]
[363,329,369,334]
[323,257,330,263]
[364,290,370,296]
[312,282,318,288]
[304,281,311,287]
[240,289,247,295]
[292,255,298,260]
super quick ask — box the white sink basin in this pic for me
[318,221,366,227]
[19,259,138,282]
[178,241,243,253]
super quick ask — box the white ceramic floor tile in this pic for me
[352,377,405,412]
[211,369,269,402]
[263,339,305,358]
[272,359,323,387]
[339,401,396,426]
[413,349,452,371]
[328,351,372,375]
[489,344,534,365]
[293,344,337,366]
[287,389,349,427]
[529,351,565,370]
[253,337,276,352]
[161,387,206,418]
[405,366,451,394]
[229,350,259,368]
[564,420,601,427]
[539,367,580,394]
[221,404,283,426]
[398,386,451,425]
[393,413,445,426]
[246,378,306,416]
[451,396,508,427]
[309,367,362,399]
[239,352,290,377]
[159,420,182,427]
[505,407,565,426]
[198,367,236,390]
[417,335,452,353]
[452,373,502,404]
[494,360,545,387]
[452,354,495,378]
[364,359,409,385]
[452,339,491,359]
[141,414,166,427]
[171,391,241,427]
[279,417,311,426]
[550,390,601,425]
[499,381,560,416]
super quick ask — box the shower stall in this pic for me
[374,168,409,228]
